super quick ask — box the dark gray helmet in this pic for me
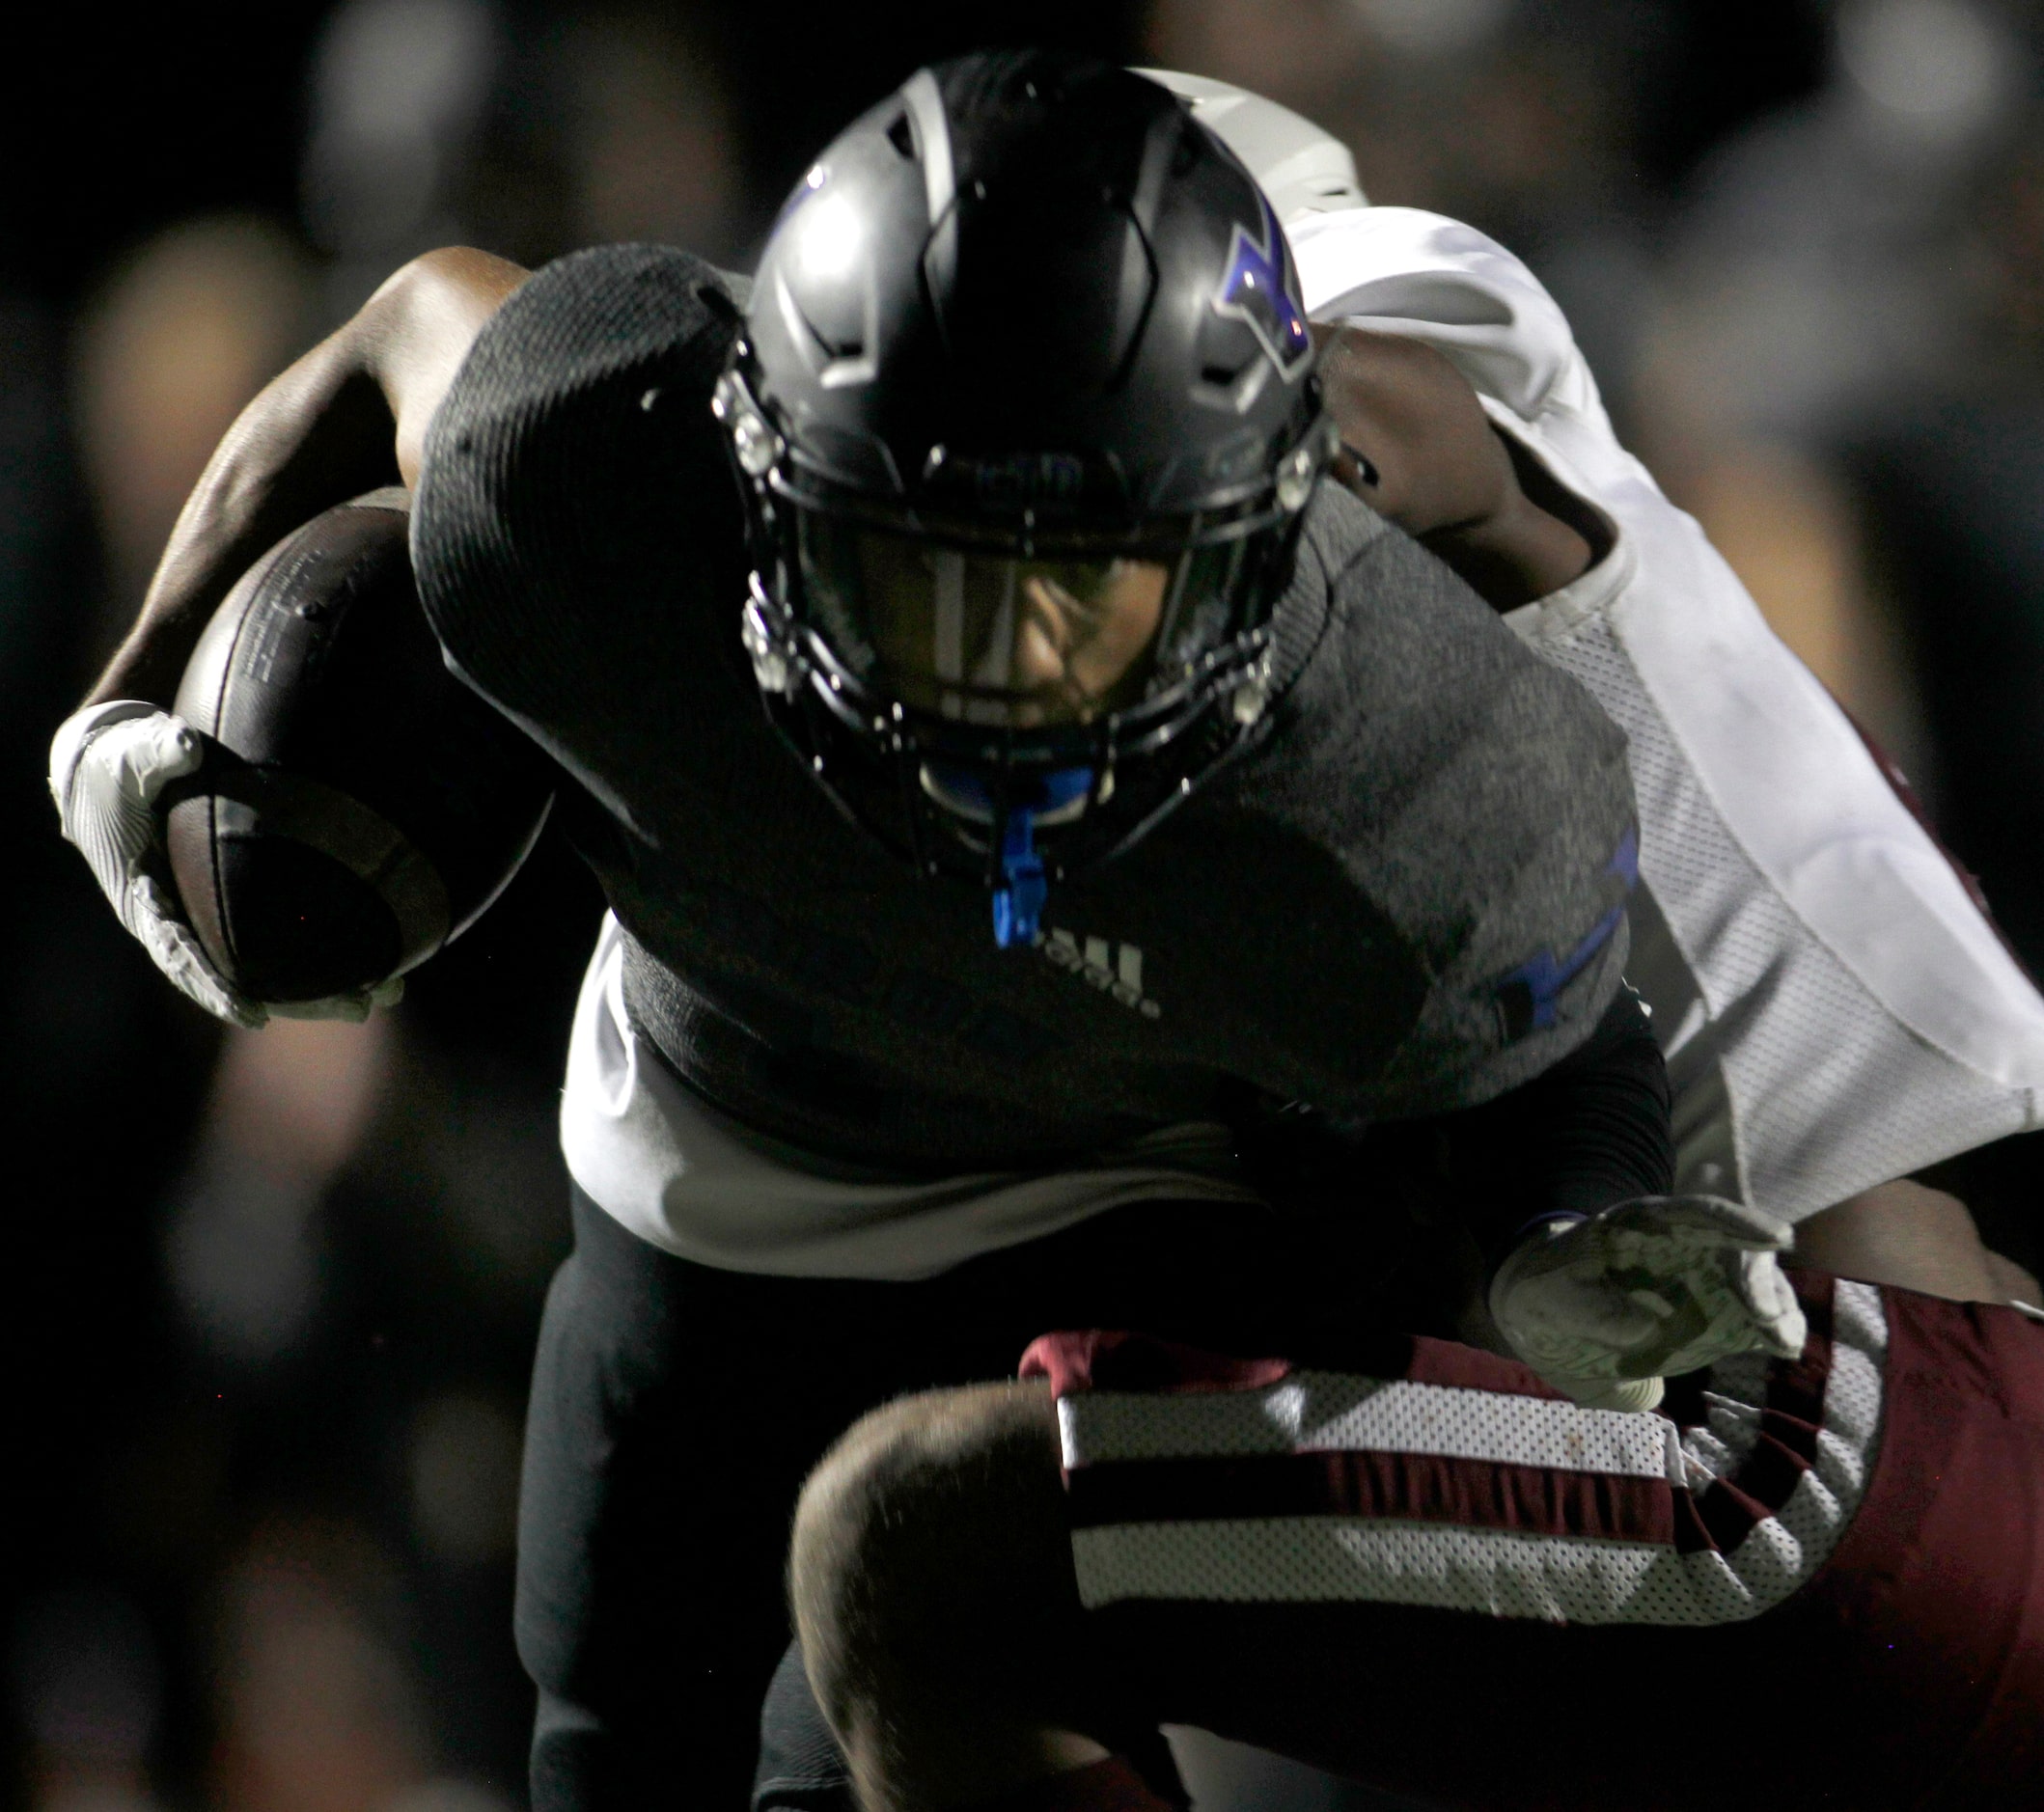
[716,48,1332,946]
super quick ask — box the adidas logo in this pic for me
[1034,927,1163,1018]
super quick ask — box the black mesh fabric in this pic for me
[413,244,1636,1170]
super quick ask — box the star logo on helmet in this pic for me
[1214,196,1312,378]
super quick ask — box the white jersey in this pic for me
[1288,204,2044,1216]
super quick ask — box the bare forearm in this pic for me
[1315,323,1596,610]
[85,247,528,710]
[90,348,398,706]
[1417,482,1595,608]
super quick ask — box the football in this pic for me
[165,488,553,1003]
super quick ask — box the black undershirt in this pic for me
[1235,985,1672,1271]
[1446,985,1672,1258]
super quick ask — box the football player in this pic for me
[1146,67,2044,1231]
[785,1181,2044,1812]
[45,51,2036,1809]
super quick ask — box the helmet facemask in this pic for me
[801,523,1176,731]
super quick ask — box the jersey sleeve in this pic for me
[1286,204,1612,430]
[1275,488,1640,1120]
[410,244,750,828]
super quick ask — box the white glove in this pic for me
[49,700,401,1030]
[1489,1195,1808,1414]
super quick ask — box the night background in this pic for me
[3,2,2039,1808]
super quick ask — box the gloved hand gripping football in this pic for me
[49,700,398,1030]
[1488,1194,1807,1414]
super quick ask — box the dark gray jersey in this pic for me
[413,244,1636,1170]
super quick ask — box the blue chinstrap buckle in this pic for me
[923,763,1094,947]
[992,810,1048,948]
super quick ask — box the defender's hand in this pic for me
[49,701,404,1030]
[1489,1195,1807,1414]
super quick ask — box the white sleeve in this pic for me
[1290,206,2044,1215]
[1289,206,1611,430]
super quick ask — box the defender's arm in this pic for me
[1314,324,1602,609]
[88,246,527,708]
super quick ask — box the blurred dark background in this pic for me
[3,3,2040,1809]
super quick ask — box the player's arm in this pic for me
[54,248,526,1028]
[1313,325,1604,610]
[87,246,528,709]
[1410,991,1805,1414]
